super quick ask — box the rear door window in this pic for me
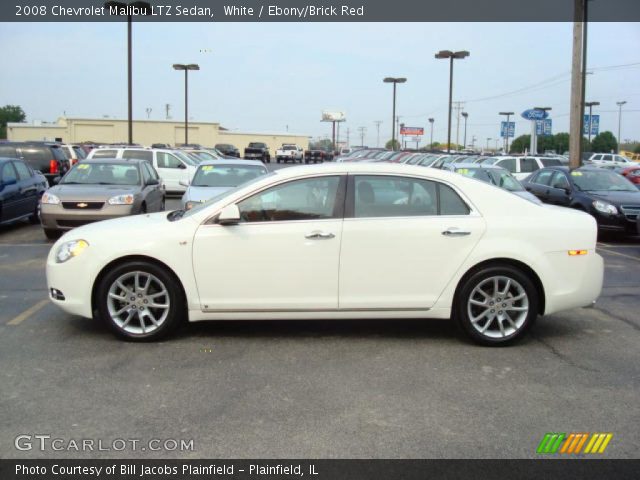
[496,158,517,173]
[520,157,539,173]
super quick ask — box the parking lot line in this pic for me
[7,299,50,326]
[597,247,640,262]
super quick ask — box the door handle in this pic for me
[442,227,471,237]
[305,231,335,240]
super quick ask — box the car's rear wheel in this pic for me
[96,261,185,341]
[454,265,538,346]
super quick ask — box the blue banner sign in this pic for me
[583,114,600,136]
[500,121,515,138]
[535,119,552,136]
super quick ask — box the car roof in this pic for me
[197,159,266,167]
[451,163,506,170]
[79,158,147,165]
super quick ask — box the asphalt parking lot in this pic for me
[1,164,639,459]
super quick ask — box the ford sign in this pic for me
[521,109,549,120]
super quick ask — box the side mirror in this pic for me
[178,163,187,169]
[52,177,60,185]
[179,180,189,187]
[217,204,241,225]
[564,187,571,195]
[147,178,160,186]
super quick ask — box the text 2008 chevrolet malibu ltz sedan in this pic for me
[46,163,604,346]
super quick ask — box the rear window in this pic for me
[0,145,17,157]
[122,149,153,162]
[92,149,118,159]
[73,146,87,159]
[20,146,50,163]
[541,158,562,167]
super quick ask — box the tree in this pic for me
[509,135,530,153]
[591,131,618,153]
[385,139,400,150]
[0,105,26,139]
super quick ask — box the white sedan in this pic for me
[46,163,603,345]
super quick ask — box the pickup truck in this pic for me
[276,144,304,163]
[304,149,333,164]
[244,142,271,163]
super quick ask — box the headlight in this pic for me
[55,240,89,263]
[592,200,618,215]
[42,192,61,205]
[108,194,134,205]
[185,200,202,210]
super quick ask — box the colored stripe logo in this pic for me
[537,433,613,454]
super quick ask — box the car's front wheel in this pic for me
[454,265,539,346]
[96,261,185,341]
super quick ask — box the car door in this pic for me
[0,162,21,221]
[338,174,485,309]
[12,160,39,217]
[546,171,572,206]
[141,162,163,211]
[155,151,188,191]
[192,175,346,311]
[524,169,554,202]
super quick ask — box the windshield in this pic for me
[190,151,218,162]
[571,169,637,192]
[173,150,198,166]
[181,171,277,218]
[191,164,269,188]
[61,163,140,185]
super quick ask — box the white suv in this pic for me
[87,147,197,193]
[482,156,565,180]
[587,153,634,168]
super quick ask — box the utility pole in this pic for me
[486,137,491,151]
[165,103,171,120]
[569,0,586,169]
[616,101,627,152]
[461,112,468,149]
[358,127,367,147]
[374,121,383,147]
[145,107,152,119]
[428,118,434,149]
[453,101,465,150]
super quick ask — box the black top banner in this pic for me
[2,0,640,22]
[2,459,640,480]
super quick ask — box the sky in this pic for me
[1,21,639,148]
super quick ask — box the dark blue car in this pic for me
[0,158,48,225]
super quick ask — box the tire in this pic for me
[140,203,147,214]
[454,265,539,346]
[44,228,61,240]
[277,158,281,164]
[96,260,185,341]
[29,201,40,224]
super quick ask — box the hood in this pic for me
[184,185,233,203]
[587,190,640,204]
[48,184,140,201]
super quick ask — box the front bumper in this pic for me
[41,204,136,230]
[46,246,95,318]
[591,208,639,232]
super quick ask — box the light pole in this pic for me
[428,118,434,149]
[585,101,599,146]
[105,1,151,145]
[486,137,491,151]
[499,111,514,153]
[616,101,627,152]
[173,63,200,146]
[383,77,406,151]
[461,112,468,149]
[435,50,470,153]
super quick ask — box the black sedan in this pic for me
[215,144,240,158]
[0,158,48,226]
[522,166,640,234]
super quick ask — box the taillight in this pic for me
[49,160,58,174]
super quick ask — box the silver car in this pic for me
[40,158,165,239]
[180,159,268,210]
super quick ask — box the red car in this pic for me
[617,165,640,186]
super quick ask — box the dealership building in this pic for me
[6,117,310,153]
